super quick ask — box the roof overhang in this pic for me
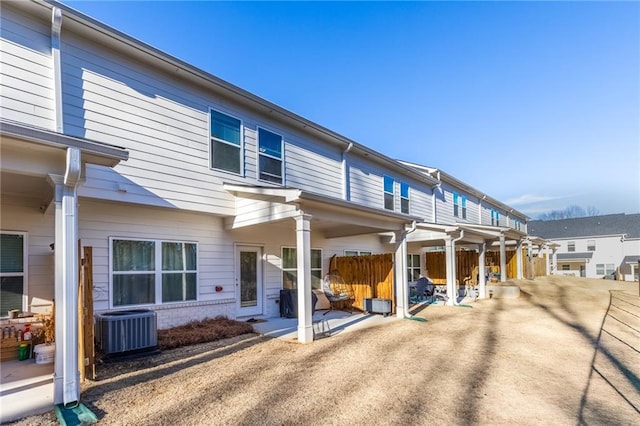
[557,252,594,263]
[1,120,128,168]
[223,183,420,239]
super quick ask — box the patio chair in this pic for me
[321,270,355,315]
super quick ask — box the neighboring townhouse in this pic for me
[0,0,530,409]
[528,214,640,280]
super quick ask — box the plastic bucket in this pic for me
[18,343,30,361]
[34,343,55,364]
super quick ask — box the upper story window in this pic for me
[1,232,26,317]
[567,241,575,252]
[587,240,596,251]
[282,247,322,290]
[400,182,410,214]
[514,219,521,231]
[453,193,467,219]
[491,209,500,226]
[258,127,283,184]
[383,175,394,211]
[111,238,197,307]
[210,109,242,174]
[453,193,459,217]
[461,195,467,219]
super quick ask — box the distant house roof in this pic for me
[557,252,593,262]
[528,214,640,239]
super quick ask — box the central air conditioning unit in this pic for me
[95,309,158,356]
[363,298,392,316]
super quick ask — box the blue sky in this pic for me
[65,1,640,218]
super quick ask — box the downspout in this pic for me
[52,7,64,133]
[341,142,353,201]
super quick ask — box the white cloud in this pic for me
[504,193,571,207]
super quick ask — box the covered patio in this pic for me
[223,183,422,343]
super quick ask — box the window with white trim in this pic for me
[596,263,615,275]
[258,127,283,184]
[461,195,467,219]
[491,209,500,226]
[407,253,421,282]
[383,175,394,211]
[587,240,595,251]
[1,232,26,317]
[344,250,373,257]
[210,109,242,174]
[567,241,575,252]
[562,265,570,271]
[453,193,459,217]
[400,182,410,214]
[282,247,322,290]
[111,239,197,307]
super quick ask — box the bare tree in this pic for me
[537,205,599,220]
[586,205,600,216]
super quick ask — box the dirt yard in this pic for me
[9,276,640,425]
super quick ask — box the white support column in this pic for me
[445,237,456,306]
[50,147,82,406]
[527,239,533,279]
[551,247,558,275]
[394,230,408,318]
[499,234,507,282]
[516,239,524,280]
[478,242,486,299]
[295,213,313,343]
[545,245,551,276]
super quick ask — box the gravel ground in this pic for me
[8,276,640,425]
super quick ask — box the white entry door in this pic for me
[236,246,263,317]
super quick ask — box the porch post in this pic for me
[527,239,533,279]
[49,147,82,405]
[478,242,486,299]
[545,244,551,276]
[394,230,408,318]
[516,239,524,280]
[295,213,313,343]
[499,234,507,282]
[445,237,456,306]
[551,247,558,275]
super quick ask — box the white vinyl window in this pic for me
[383,175,395,211]
[282,247,323,290]
[111,239,197,307]
[567,241,575,252]
[491,209,500,226]
[400,182,410,214]
[1,232,27,317]
[258,127,283,184]
[344,250,373,257]
[407,253,421,282]
[587,240,596,251]
[210,109,242,174]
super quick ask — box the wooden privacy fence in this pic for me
[425,249,547,284]
[78,245,95,381]
[331,253,394,311]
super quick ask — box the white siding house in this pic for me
[1,0,531,413]
[529,214,640,280]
